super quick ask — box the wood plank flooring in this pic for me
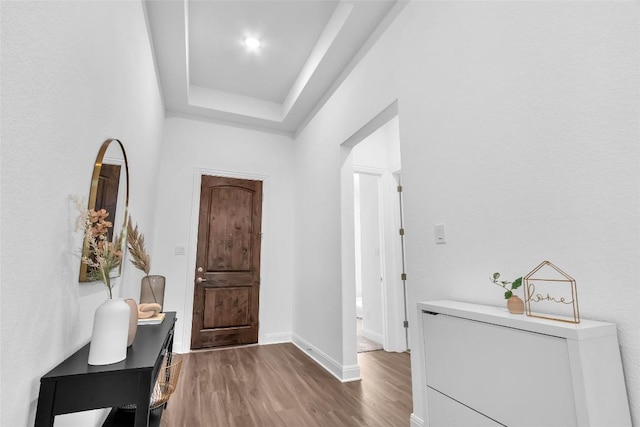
[161,343,412,426]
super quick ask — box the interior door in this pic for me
[191,175,263,349]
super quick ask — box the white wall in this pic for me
[0,1,165,425]
[151,117,295,352]
[352,116,401,171]
[293,1,639,425]
[354,174,363,307]
[293,109,351,377]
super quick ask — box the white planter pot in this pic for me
[88,298,130,365]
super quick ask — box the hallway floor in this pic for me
[161,343,412,426]
[356,317,384,353]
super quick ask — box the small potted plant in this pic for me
[491,272,524,314]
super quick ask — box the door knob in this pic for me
[196,277,207,283]
[197,267,204,273]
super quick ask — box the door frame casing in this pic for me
[180,168,269,353]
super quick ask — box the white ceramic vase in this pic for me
[88,298,130,365]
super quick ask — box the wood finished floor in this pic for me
[161,343,412,427]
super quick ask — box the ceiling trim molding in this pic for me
[341,100,398,148]
[165,109,295,138]
[147,0,402,135]
[282,2,353,116]
[189,85,283,121]
[295,1,409,138]
[183,1,354,129]
[141,0,165,110]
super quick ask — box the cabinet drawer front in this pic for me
[427,387,503,427]
[423,312,577,427]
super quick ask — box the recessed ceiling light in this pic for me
[243,36,261,51]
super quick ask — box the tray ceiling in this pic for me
[145,0,398,135]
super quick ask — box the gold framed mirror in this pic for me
[79,139,130,282]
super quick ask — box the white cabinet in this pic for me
[418,301,631,427]
[426,388,502,427]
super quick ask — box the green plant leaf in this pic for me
[511,277,523,290]
[493,272,500,281]
[504,290,513,299]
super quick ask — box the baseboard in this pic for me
[177,333,362,383]
[292,334,361,383]
[260,332,292,345]
[173,332,292,353]
[361,328,384,345]
[410,413,425,427]
[341,363,361,382]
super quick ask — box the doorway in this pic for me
[351,124,406,354]
[190,175,263,349]
[341,101,407,365]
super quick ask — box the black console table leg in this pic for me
[134,371,153,427]
[34,381,56,427]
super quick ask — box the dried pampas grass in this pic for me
[127,215,151,275]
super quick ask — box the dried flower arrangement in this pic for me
[75,197,123,298]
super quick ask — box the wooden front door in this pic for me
[191,175,263,349]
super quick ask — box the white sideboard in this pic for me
[418,300,631,427]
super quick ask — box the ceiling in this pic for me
[145,0,399,136]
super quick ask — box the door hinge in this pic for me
[403,320,409,328]
[397,185,403,193]
[401,273,407,281]
[399,228,405,236]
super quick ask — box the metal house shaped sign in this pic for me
[524,261,580,323]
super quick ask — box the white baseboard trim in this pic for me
[260,332,292,345]
[176,334,362,383]
[175,331,292,352]
[410,413,425,427]
[292,334,361,383]
[362,328,384,345]
[341,363,361,382]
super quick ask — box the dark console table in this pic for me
[35,312,177,427]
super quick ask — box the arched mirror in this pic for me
[79,139,130,282]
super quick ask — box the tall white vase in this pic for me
[88,298,130,365]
